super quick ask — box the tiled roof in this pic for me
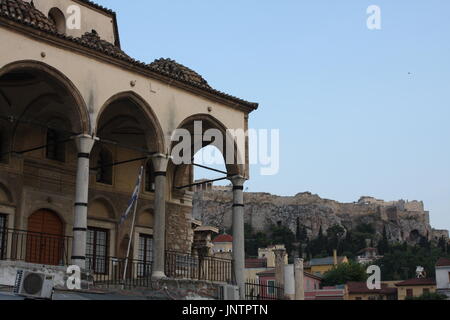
[436,257,450,267]
[78,30,130,60]
[347,282,397,295]
[0,0,56,32]
[245,258,267,269]
[0,0,258,110]
[213,234,233,243]
[149,58,211,89]
[395,278,436,287]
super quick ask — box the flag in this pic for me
[119,166,144,225]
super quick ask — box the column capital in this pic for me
[228,175,247,188]
[151,153,171,172]
[74,134,98,154]
[294,258,304,269]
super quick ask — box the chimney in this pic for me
[333,249,338,266]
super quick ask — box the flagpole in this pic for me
[122,166,143,287]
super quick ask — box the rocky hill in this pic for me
[193,188,449,243]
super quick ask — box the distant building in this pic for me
[304,251,348,276]
[258,245,288,268]
[212,234,233,258]
[356,247,383,265]
[395,278,437,300]
[345,282,398,300]
[256,269,324,299]
[435,257,450,299]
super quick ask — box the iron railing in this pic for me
[245,279,285,300]
[165,251,234,284]
[0,228,72,266]
[87,256,153,289]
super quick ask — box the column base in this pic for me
[151,271,167,280]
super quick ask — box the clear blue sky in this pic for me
[96,0,450,231]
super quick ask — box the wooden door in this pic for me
[26,209,64,265]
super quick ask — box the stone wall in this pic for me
[166,202,194,253]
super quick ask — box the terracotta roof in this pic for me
[395,278,436,287]
[0,0,258,110]
[245,258,267,269]
[149,58,211,89]
[213,234,233,243]
[78,30,130,60]
[436,257,450,267]
[0,0,56,32]
[347,282,397,295]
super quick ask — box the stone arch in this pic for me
[0,60,91,134]
[48,7,66,34]
[170,113,244,191]
[88,197,117,220]
[96,91,165,154]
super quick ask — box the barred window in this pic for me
[137,234,153,277]
[86,227,109,274]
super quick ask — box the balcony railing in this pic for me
[165,250,234,284]
[0,228,72,266]
[87,256,153,289]
[245,279,285,300]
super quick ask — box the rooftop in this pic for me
[307,256,346,267]
[436,257,450,267]
[347,282,397,295]
[212,234,233,243]
[0,0,258,110]
[395,278,436,287]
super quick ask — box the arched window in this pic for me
[145,160,155,192]
[96,148,113,185]
[46,128,65,162]
[48,8,66,34]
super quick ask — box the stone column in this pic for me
[294,258,305,300]
[274,248,286,295]
[151,154,170,280]
[72,134,96,269]
[229,175,246,299]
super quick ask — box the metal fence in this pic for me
[245,279,285,300]
[89,251,234,288]
[0,228,72,266]
[87,256,153,289]
[165,250,234,284]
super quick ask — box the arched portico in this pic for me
[168,113,248,297]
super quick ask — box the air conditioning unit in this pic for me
[218,285,240,300]
[13,270,55,300]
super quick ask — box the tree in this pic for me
[377,226,390,255]
[406,292,447,301]
[269,224,296,258]
[322,261,368,286]
[327,224,345,254]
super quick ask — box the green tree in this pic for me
[406,292,447,301]
[269,224,296,257]
[322,261,368,286]
[377,226,390,255]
